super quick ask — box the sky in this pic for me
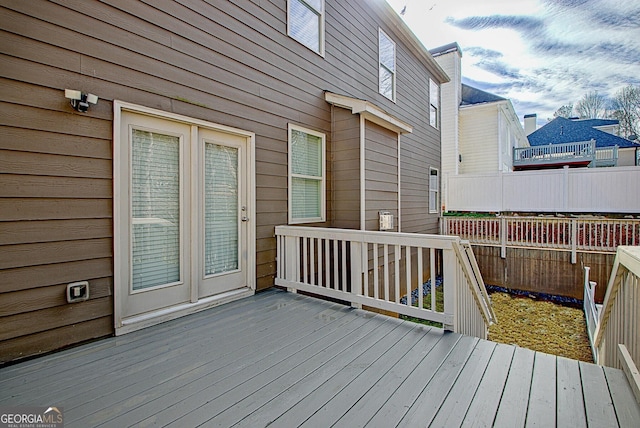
[385,0,640,126]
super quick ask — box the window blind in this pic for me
[204,143,239,275]
[291,128,323,220]
[289,0,321,53]
[131,129,181,290]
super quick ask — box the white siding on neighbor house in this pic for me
[619,147,639,167]
[498,104,529,172]
[445,166,640,213]
[459,104,498,174]
[434,50,461,178]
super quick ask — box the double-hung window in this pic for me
[429,79,439,128]
[288,0,325,55]
[379,28,396,101]
[289,124,326,223]
[429,167,439,214]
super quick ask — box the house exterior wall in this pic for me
[618,147,639,167]
[0,0,445,362]
[364,121,399,231]
[433,49,461,179]
[458,105,499,174]
[330,106,361,230]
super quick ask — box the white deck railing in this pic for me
[594,246,640,402]
[513,140,596,168]
[583,267,601,360]
[275,226,496,339]
[442,216,640,263]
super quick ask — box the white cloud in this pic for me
[387,0,640,124]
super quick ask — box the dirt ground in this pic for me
[488,292,594,363]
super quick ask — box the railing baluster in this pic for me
[303,237,308,285]
[418,247,423,310]
[394,244,401,304]
[333,239,338,290]
[373,244,379,300]
[341,240,347,292]
[406,246,412,306]
[431,248,436,311]
[317,238,322,287]
[383,244,389,302]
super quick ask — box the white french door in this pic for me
[115,104,254,333]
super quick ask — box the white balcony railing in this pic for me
[275,226,496,339]
[594,246,640,402]
[442,216,640,263]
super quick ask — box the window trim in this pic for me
[429,79,439,129]
[288,123,326,224]
[378,28,396,102]
[429,167,439,214]
[287,0,325,57]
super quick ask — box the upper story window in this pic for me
[429,79,439,128]
[288,124,326,223]
[429,167,439,214]
[379,28,396,101]
[288,0,325,56]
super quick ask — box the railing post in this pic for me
[350,241,363,309]
[285,235,298,293]
[443,247,457,332]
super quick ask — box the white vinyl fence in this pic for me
[444,166,640,214]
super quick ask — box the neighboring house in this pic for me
[0,1,448,363]
[430,43,528,178]
[526,116,639,167]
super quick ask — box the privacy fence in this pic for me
[444,166,640,214]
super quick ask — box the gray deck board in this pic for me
[1,288,638,428]
[604,366,640,426]
[461,342,515,427]
[492,346,535,428]
[526,351,557,427]
[580,360,619,427]
[557,356,587,428]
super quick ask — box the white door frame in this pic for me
[113,101,256,335]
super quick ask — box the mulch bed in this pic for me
[488,291,594,363]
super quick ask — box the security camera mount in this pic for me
[64,89,98,113]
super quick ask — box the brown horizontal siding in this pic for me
[1,258,113,294]
[0,296,112,342]
[0,199,112,221]
[0,278,112,318]
[0,219,112,245]
[0,0,443,362]
[0,316,113,364]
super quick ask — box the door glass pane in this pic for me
[131,129,181,290]
[205,143,239,275]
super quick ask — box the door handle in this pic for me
[241,216,249,222]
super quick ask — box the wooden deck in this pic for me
[1,289,639,427]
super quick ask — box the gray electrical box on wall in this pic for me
[379,211,394,231]
[67,281,89,303]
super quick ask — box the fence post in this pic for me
[571,219,577,264]
[500,216,506,259]
[443,247,457,332]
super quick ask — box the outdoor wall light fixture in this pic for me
[64,89,98,113]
